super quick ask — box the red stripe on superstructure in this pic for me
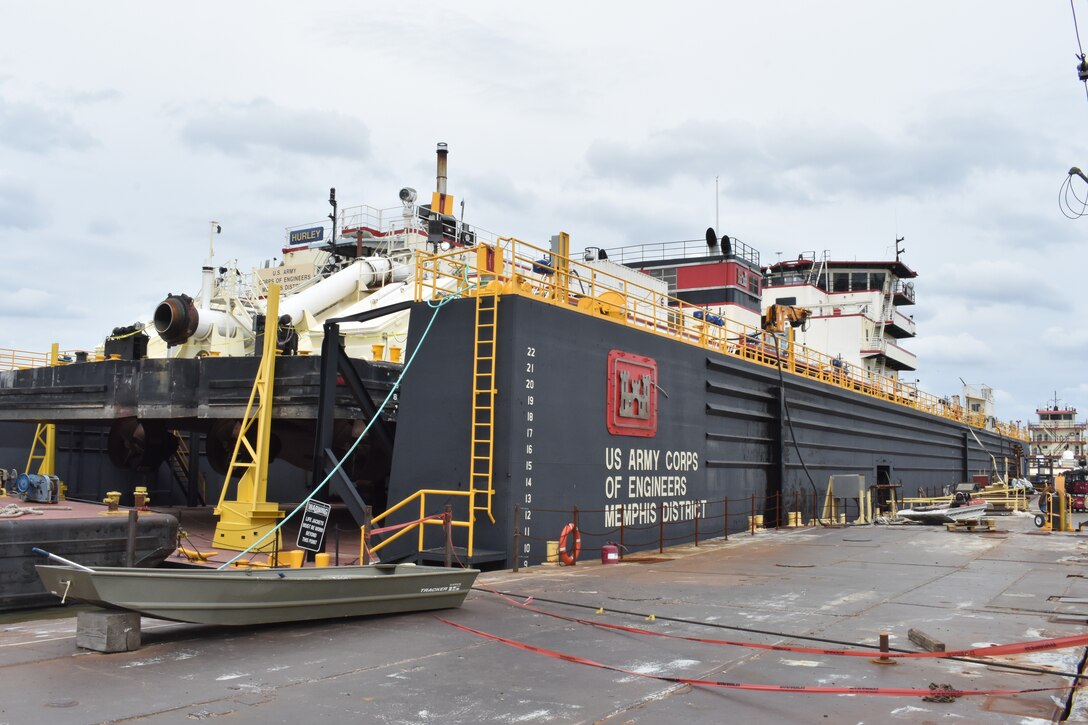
[676,262,732,290]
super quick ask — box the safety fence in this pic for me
[0,347,113,371]
[510,490,878,570]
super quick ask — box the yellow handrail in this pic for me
[414,240,1029,441]
[369,489,474,556]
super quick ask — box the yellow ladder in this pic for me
[172,430,190,477]
[469,291,498,524]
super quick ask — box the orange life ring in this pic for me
[559,523,581,565]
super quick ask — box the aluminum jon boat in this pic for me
[35,563,479,626]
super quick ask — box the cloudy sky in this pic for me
[0,2,1084,427]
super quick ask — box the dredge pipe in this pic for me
[154,294,199,345]
[278,257,394,325]
[154,293,243,346]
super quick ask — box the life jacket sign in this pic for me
[607,350,657,437]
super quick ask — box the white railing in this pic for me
[888,310,916,336]
[602,237,761,267]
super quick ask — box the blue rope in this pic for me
[218,284,475,569]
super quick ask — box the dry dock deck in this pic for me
[2,510,1088,724]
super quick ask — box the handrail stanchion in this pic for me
[573,505,579,566]
[724,496,729,541]
[362,505,372,565]
[619,504,625,551]
[443,504,453,568]
[659,500,665,553]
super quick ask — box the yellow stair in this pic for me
[469,291,498,524]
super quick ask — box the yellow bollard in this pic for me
[371,344,385,361]
[103,491,121,512]
[282,550,305,568]
[315,553,331,567]
[389,346,402,363]
[546,541,559,564]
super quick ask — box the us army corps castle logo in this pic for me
[606,350,657,437]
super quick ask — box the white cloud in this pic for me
[0,97,95,154]
[0,178,49,230]
[0,0,1082,426]
[180,98,370,161]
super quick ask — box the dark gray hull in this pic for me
[386,295,1019,567]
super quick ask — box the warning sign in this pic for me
[296,500,331,552]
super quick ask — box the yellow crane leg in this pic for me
[212,285,285,551]
[25,343,59,478]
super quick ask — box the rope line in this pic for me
[437,617,1085,698]
[475,583,1088,661]
[473,587,1087,681]
[218,283,474,569]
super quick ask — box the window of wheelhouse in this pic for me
[645,266,676,294]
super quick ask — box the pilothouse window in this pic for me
[645,266,676,293]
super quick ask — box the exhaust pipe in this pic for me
[436,142,448,195]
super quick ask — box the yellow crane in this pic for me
[761,304,812,332]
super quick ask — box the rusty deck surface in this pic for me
[2,510,1087,724]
